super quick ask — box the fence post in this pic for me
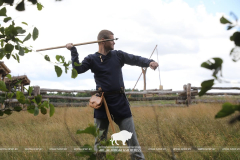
[176,84,187,104]
[187,83,191,106]
[33,86,40,96]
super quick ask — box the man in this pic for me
[66,30,158,160]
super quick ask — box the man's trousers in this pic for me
[94,116,145,160]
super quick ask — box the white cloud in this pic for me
[1,0,240,91]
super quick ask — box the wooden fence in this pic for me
[3,83,240,107]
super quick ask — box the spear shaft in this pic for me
[36,38,119,52]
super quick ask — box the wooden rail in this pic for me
[3,84,240,107]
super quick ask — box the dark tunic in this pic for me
[71,47,153,119]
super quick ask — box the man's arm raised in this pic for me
[117,50,158,70]
[66,43,91,74]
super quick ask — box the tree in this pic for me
[0,0,55,117]
[199,12,240,124]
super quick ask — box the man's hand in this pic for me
[149,61,159,70]
[66,43,73,50]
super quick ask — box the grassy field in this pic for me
[0,102,240,160]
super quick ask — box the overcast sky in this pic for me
[2,0,240,91]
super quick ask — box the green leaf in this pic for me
[71,68,78,79]
[22,22,28,26]
[1,40,4,47]
[14,106,22,112]
[3,17,11,23]
[7,92,14,99]
[24,99,31,105]
[32,27,39,41]
[16,0,25,11]
[34,106,39,116]
[44,55,50,61]
[16,27,26,34]
[54,65,62,77]
[0,96,6,104]
[215,102,236,118]
[28,86,33,96]
[49,103,54,117]
[106,155,115,160]
[76,124,98,137]
[16,91,25,104]
[227,25,234,30]
[201,58,223,79]
[40,107,47,115]
[0,7,7,16]
[14,80,22,86]
[18,47,24,56]
[0,27,4,34]
[42,100,49,108]
[27,105,35,114]
[220,16,232,24]
[230,32,240,47]
[32,99,37,104]
[0,81,8,91]
[6,53,11,59]
[3,0,14,5]
[0,1,3,6]
[0,49,5,60]
[6,74,11,80]
[16,54,20,63]
[4,44,14,53]
[74,62,81,66]
[4,109,12,115]
[37,2,43,11]
[56,55,65,63]
[199,79,214,96]
[34,95,42,105]
[23,33,31,42]
[97,129,104,138]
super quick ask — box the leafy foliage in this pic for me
[199,13,240,96]
[76,124,98,137]
[54,65,62,77]
[0,73,55,117]
[200,13,240,123]
[71,68,78,79]
[76,124,116,159]
[215,102,240,118]
[32,27,39,41]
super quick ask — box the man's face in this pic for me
[103,35,115,50]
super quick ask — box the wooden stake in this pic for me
[36,38,119,52]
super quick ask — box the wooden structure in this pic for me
[0,61,11,82]
[5,75,30,92]
[3,82,240,107]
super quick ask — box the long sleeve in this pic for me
[116,50,154,67]
[71,47,91,74]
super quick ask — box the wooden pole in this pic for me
[103,97,115,133]
[129,45,158,98]
[187,83,191,106]
[177,84,187,104]
[142,67,147,97]
[36,38,118,52]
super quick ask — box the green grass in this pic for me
[0,102,240,160]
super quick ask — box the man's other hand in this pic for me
[149,61,159,70]
[66,43,73,50]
